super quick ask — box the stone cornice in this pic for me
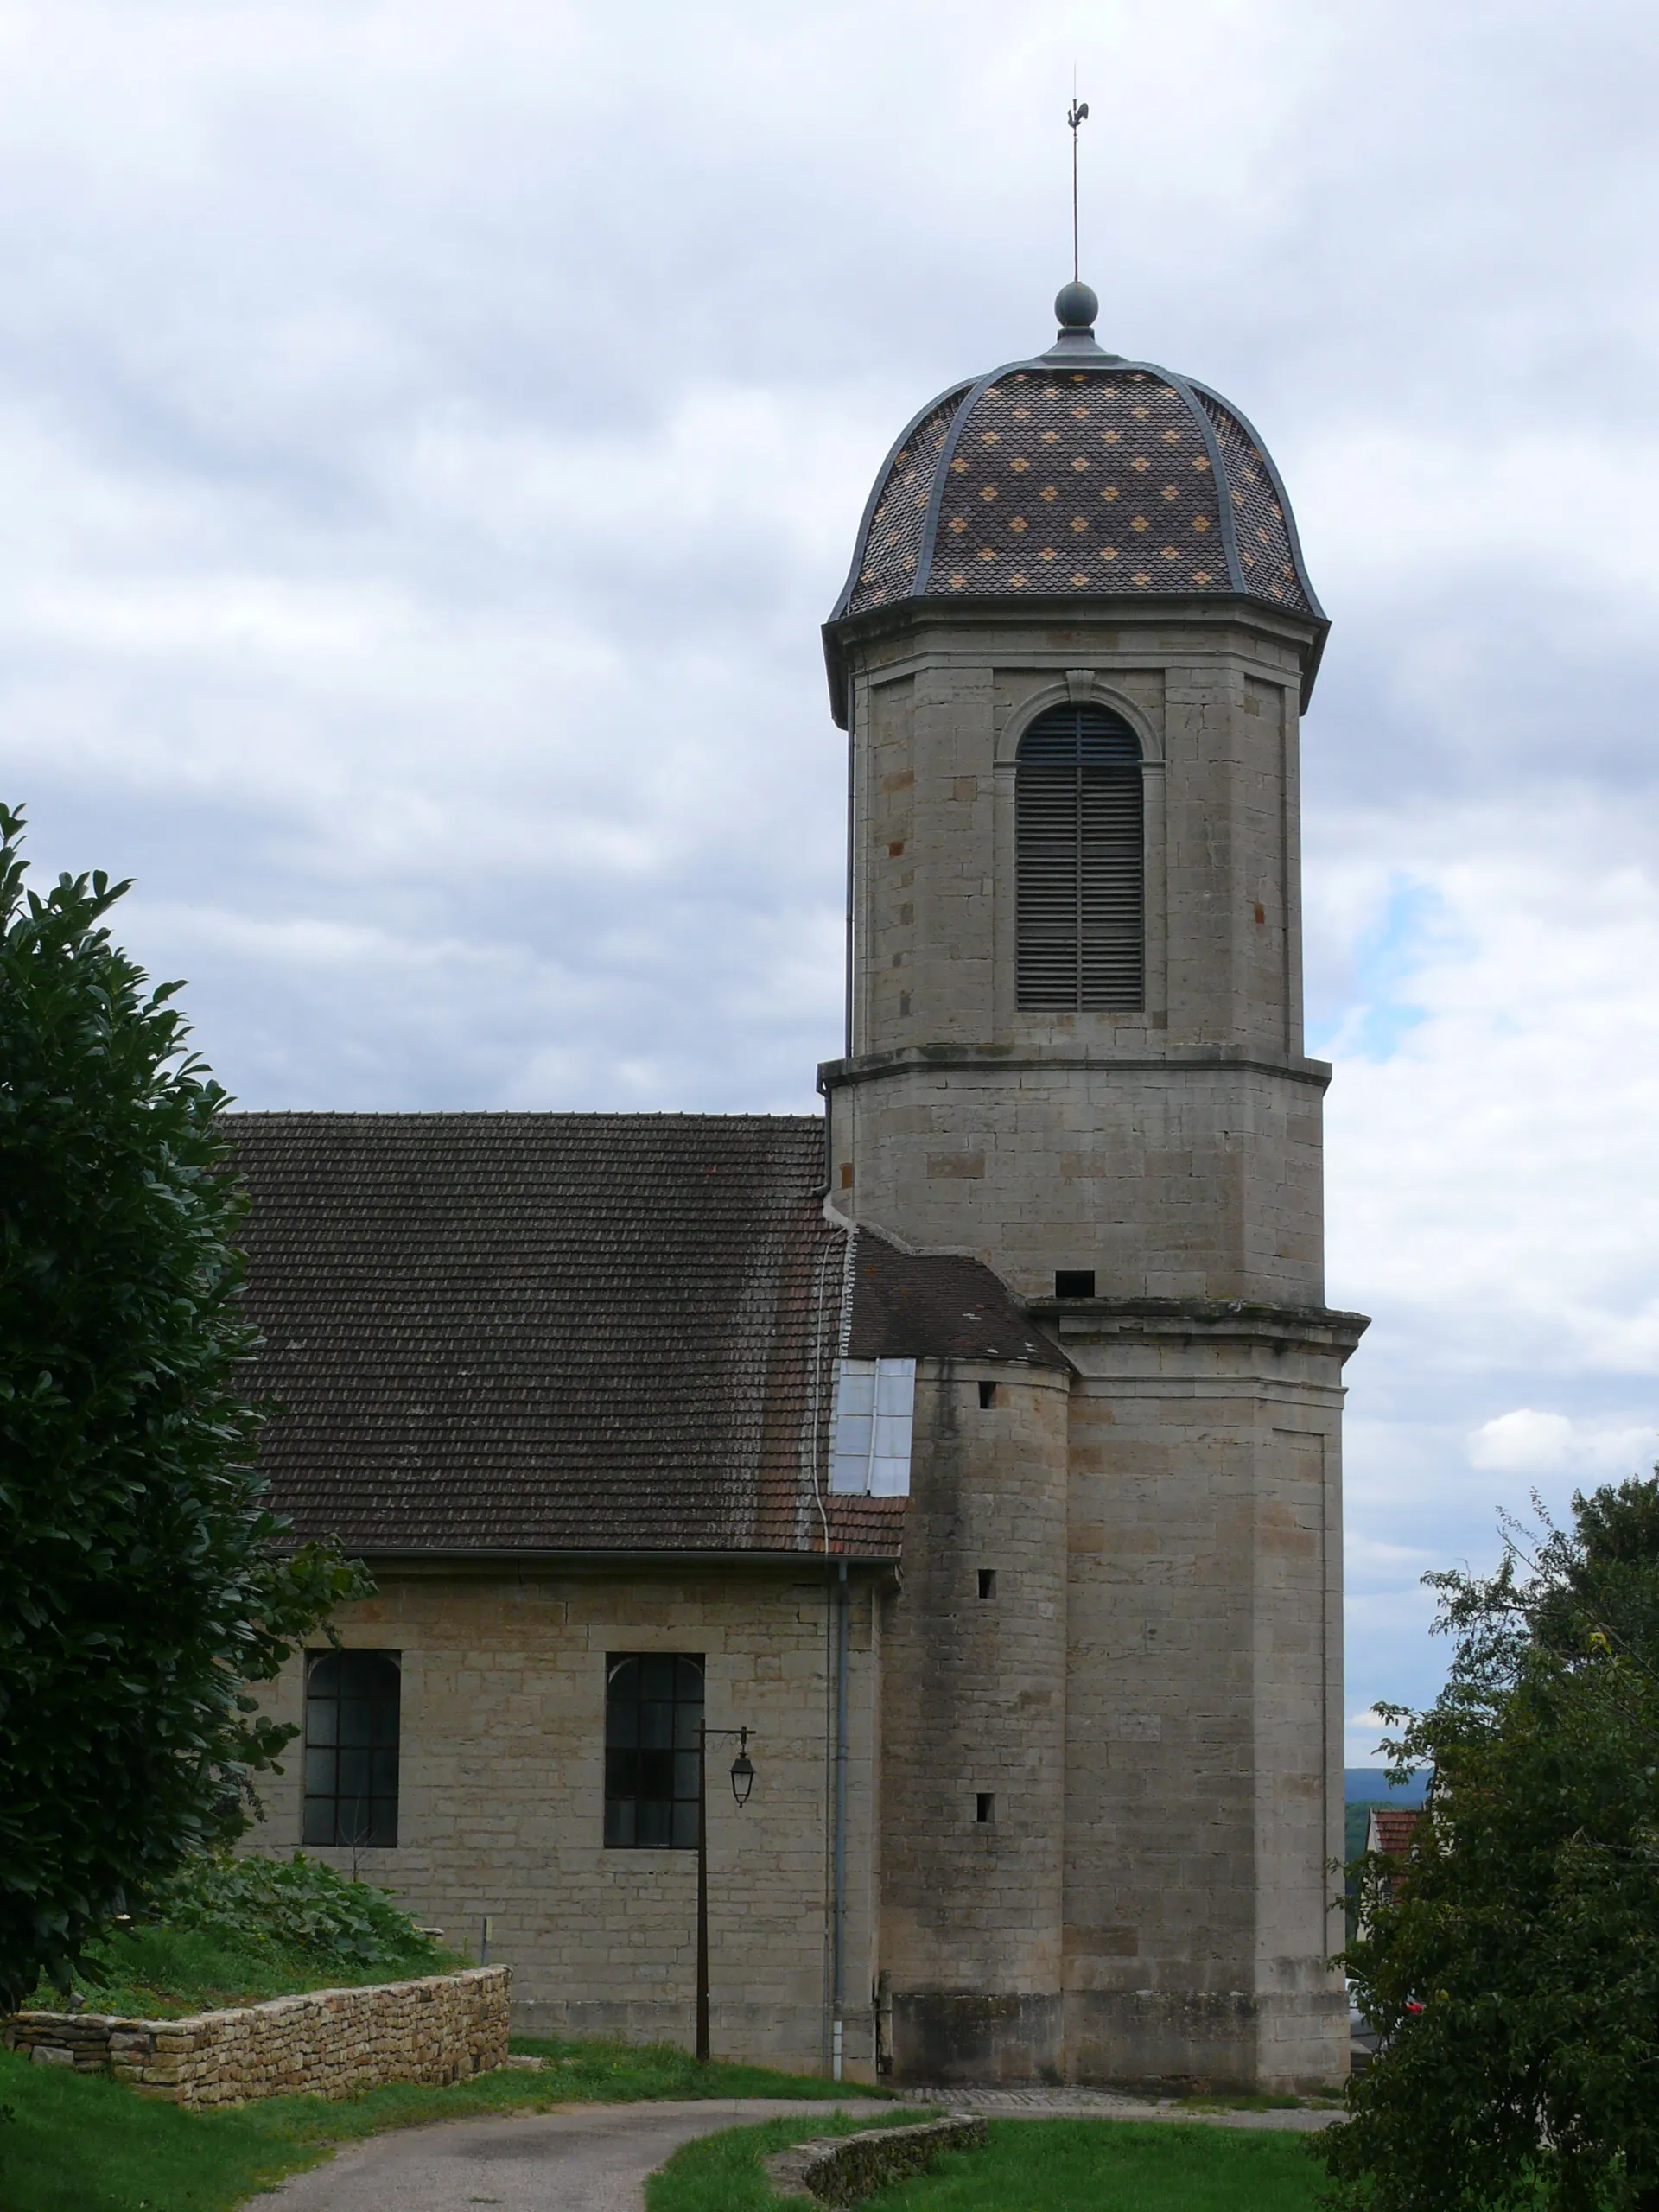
[1027,1294,1370,1358]
[824,593,1326,723]
[818,1042,1333,1090]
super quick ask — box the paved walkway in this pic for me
[260,2096,891,2212]
[260,2077,1347,2209]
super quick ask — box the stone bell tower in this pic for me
[821,283,1367,2090]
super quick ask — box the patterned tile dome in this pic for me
[827,291,1324,640]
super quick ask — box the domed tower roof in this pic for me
[824,284,1326,721]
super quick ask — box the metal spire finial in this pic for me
[1050,83,1101,349]
[1067,86,1089,284]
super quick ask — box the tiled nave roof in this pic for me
[229,1112,1055,1563]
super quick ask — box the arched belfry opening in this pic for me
[1014,702,1143,1012]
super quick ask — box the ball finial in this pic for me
[1054,280,1098,332]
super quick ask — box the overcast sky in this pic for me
[7,0,1657,1760]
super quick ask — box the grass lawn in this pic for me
[645,2108,940,2212]
[16,1922,468,2021]
[0,2034,881,2212]
[17,1853,467,2020]
[648,2115,1326,2212]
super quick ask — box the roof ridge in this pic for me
[227,1109,824,1127]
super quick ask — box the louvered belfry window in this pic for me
[1015,703,1144,1010]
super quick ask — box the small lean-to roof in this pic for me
[231,1111,901,1560]
[847,1230,1068,1370]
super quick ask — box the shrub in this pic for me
[1325,1477,1659,2212]
[144,1852,442,1976]
[0,804,372,2009]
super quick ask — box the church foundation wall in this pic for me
[889,1992,1065,2086]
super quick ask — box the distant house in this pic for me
[1357,1806,1426,1937]
[1363,1807,1424,1863]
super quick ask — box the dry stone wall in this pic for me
[767,2115,986,2204]
[3,1965,509,2107]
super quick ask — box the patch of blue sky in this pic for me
[1310,875,1464,1064]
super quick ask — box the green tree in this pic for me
[1325,1476,1659,2212]
[0,805,369,2011]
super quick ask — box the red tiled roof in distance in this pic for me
[1365,1808,1424,1859]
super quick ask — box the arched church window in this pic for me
[1015,702,1143,1011]
[604,1653,704,1849]
[302,1649,401,1848]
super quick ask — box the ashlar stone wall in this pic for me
[842,607,1313,1066]
[1055,1306,1355,2089]
[243,1566,882,2079]
[825,596,1361,2091]
[879,1356,1071,2082]
[824,607,1331,1307]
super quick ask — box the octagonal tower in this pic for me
[823,285,1367,2090]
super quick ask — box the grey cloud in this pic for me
[6,0,1659,1744]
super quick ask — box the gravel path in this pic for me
[258,2095,891,2212]
[901,2085,1345,2133]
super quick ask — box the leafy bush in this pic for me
[20,1852,456,2016]
[144,1852,441,1976]
[1325,1476,1659,2212]
[0,805,372,2009]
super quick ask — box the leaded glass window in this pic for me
[302,1649,400,1848]
[604,1654,704,1849]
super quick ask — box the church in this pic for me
[234,279,1367,2093]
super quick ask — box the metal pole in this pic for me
[1072,117,1079,280]
[696,1717,709,2063]
[832,1561,849,2079]
[1067,92,1088,284]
